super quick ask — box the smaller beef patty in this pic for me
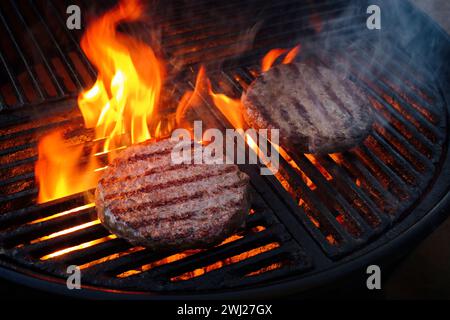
[95,139,251,250]
[241,62,373,154]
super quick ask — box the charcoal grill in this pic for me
[0,0,449,298]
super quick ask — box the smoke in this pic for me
[161,2,263,73]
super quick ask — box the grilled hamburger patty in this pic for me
[95,139,251,250]
[241,62,373,154]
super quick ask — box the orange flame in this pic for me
[35,131,101,203]
[36,28,300,203]
[78,0,164,151]
[282,44,301,65]
[261,48,287,72]
[305,154,333,181]
[171,242,280,281]
[175,66,207,126]
[36,0,165,203]
[175,66,245,130]
[208,86,244,130]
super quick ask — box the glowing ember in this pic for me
[40,235,116,260]
[304,154,333,181]
[79,246,146,270]
[275,144,316,189]
[30,220,100,245]
[171,242,280,281]
[329,153,344,165]
[308,214,320,228]
[28,203,95,225]
[117,251,198,278]
[246,262,282,277]
[116,233,247,279]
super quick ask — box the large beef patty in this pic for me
[241,62,373,154]
[95,139,251,250]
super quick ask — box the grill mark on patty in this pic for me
[250,95,275,127]
[304,65,347,121]
[279,107,295,131]
[304,82,334,124]
[279,107,290,120]
[101,163,190,186]
[340,77,366,107]
[129,207,241,239]
[104,165,238,201]
[272,67,280,77]
[112,148,174,168]
[112,180,247,216]
[112,141,195,168]
[118,180,248,223]
[127,200,243,230]
[288,63,300,76]
[131,210,196,225]
[320,66,372,128]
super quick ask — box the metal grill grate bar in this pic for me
[9,0,65,96]
[0,5,45,103]
[0,0,447,294]
[28,0,85,90]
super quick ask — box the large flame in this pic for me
[35,10,300,205]
[36,0,165,203]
